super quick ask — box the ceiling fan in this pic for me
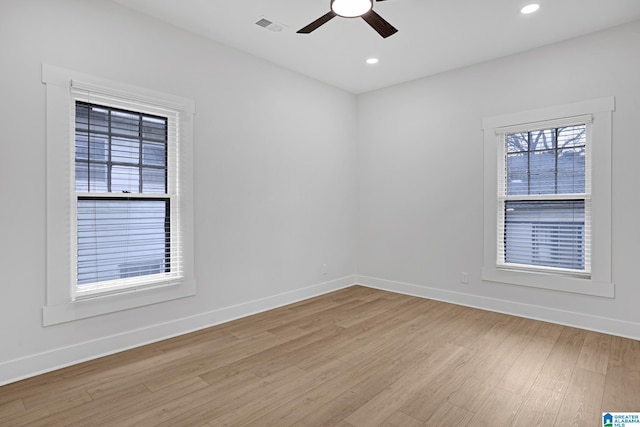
[297,0,398,38]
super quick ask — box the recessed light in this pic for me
[366,58,379,65]
[520,3,540,14]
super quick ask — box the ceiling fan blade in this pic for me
[361,10,398,38]
[297,11,337,34]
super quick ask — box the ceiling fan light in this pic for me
[331,0,373,18]
[520,3,540,14]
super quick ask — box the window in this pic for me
[73,100,179,299]
[499,122,590,275]
[482,97,614,297]
[43,65,196,325]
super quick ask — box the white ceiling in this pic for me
[112,0,640,94]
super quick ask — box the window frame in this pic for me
[482,97,614,298]
[71,98,178,300]
[497,118,591,276]
[42,64,196,325]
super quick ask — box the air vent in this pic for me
[255,17,286,32]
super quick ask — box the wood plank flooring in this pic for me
[1,286,639,426]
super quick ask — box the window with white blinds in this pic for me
[482,97,613,297]
[43,64,196,325]
[71,85,183,299]
[497,118,592,276]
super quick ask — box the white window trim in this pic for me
[42,64,196,325]
[482,97,614,298]
[497,115,592,277]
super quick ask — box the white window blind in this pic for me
[496,116,592,276]
[70,83,184,299]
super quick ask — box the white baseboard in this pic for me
[4,273,637,387]
[0,275,355,387]
[356,275,640,341]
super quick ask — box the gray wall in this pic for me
[0,0,357,384]
[357,20,640,331]
[1,0,639,385]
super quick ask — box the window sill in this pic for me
[42,279,196,326]
[481,267,614,298]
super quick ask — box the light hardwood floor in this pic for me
[1,286,639,426]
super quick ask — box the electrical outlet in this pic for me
[461,272,469,284]
[322,264,328,275]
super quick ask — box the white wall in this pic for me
[0,0,357,384]
[2,0,639,386]
[356,20,640,336]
